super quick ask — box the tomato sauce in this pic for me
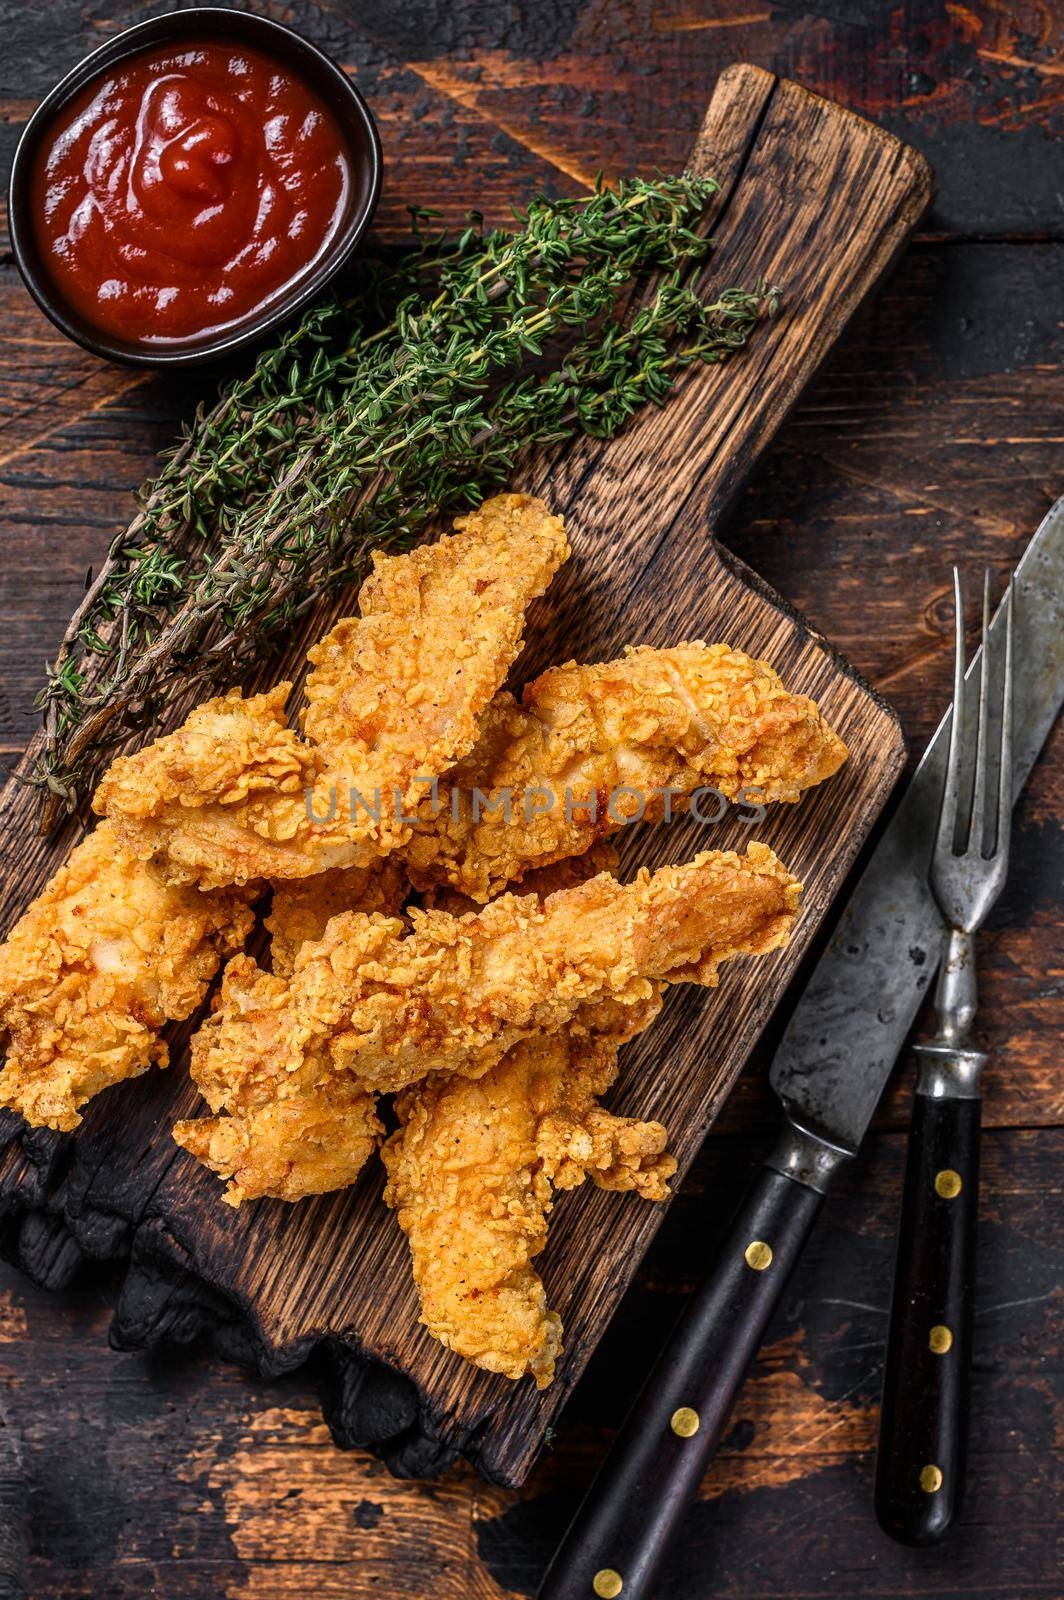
[29,39,354,346]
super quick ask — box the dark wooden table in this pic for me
[0,3,1060,1597]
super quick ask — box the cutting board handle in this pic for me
[536,1160,824,1600]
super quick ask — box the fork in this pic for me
[875,569,1014,1546]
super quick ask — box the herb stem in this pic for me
[34,175,777,821]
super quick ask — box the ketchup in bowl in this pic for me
[29,38,355,347]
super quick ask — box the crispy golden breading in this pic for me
[174,957,389,1205]
[383,1030,675,1386]
[95,494,569,889]
[189,845,800,1141]
[174,856,408,1204]
[93,686,338,887]
[300,494,568,777]
[267,858,409,978]
[0,823,256,1132]
[184,846,619,1204]
[403,643,847,901]
[419,840,621,917]
[174,1080,382,1206]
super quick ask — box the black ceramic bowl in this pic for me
[8,7,382,368]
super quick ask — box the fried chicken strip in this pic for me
[174,857,409,1204]
[266,857,409,978]
[299,494,568,773]
[175,1081,383,1207]
[403,642,847,901]
[94,685,330,887]
[95,494,569,889]
[383,1029,676,1387]
[188,844,799,1156]
[0,823,256,1131]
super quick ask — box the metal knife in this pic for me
[536,495,1064,1600]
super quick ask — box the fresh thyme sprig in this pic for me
[50,216,475,687]
[181,278,774,662]
[35,175,777,820]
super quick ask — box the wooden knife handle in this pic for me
[536,1164,824,1600]
[875,1087,980,1545]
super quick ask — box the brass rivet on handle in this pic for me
[593,1569,623,1598]
[935,1169,962,1199]
[929,1325,953,1354]
[744,1239,773,1271]
[920,1464,943,1494]
[670,1406,700,1438]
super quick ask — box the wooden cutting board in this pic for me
[0,65,929,1487]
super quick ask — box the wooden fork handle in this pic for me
[875,1066,981,1545]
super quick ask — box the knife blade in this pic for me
[536,495,1064,1600]
[771,491,1064,1157]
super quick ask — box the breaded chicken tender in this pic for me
[403,642,847,901]
[95,494,569,889]
[173,856,409,1204]
[267,857,409,977]
[174,959,374,1205]
[93,685,330,886]
[0,823,256,1131]
[181,848,620,1204]
[187,845,799,1175]
[383,1030,676,1387]
[419,840,620,918]
[174,1080,383,1206]
[300,494,567,774]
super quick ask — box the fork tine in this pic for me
[967,570,992,853]
[937,568,966,858]
[995,579,1015,860]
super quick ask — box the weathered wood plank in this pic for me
[0,6,1059,1597]
[0,0,1059,245]
[0,1126,1056,1599]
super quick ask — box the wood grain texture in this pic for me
[0,2,1060,1595]
[0,1126,1057,1600]
[0,65,929,1487]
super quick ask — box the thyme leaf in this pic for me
[33,175,778,821]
